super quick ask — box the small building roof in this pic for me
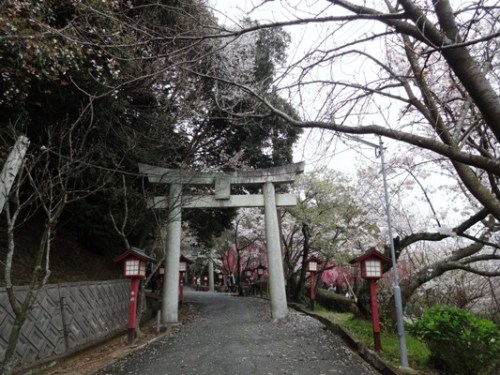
[349,247,392,265]
[180,254,193,265]
[113,247,156,264]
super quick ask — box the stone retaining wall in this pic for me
[0,279,129,369]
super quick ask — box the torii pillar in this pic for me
[139,162,305,325]
[164,183,182,323]
[263,182,288,319]
[208,257,215,292]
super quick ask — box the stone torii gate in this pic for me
[139,162,305,326]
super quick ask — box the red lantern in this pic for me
[306,256,323,310]
[113,247,155,279]
[114,247,155,344]
[256,264,267,278]
[306,257,320,272]
[179,261,187,273]
[178,255,193,304]
[350,247,391,352]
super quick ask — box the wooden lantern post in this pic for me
[306,256,322,310]
[114,247,155,345]
[178,255,192,305]
[243,268,253,294]
[350,247,391,352]
[256,264,267,280]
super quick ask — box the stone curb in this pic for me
[288,303,419,375]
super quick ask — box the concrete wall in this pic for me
[0,279,129,369]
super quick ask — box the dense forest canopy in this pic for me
[0,0,302,255]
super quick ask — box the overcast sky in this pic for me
[207,1,385,175]
[207,1,472,235]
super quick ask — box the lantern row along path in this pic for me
[95,288,380,375]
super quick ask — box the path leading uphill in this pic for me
[95,288,379,375]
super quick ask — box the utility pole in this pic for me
[345,134,409,368]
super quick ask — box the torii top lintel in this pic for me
[138,162,305,186]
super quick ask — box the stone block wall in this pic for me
[0,279,129,368]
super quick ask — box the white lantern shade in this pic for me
[307,260,318,272]
[364,259,382,278]
[179,261,187,272]
[125,259,146,278]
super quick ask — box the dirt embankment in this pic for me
[0,217,122,286]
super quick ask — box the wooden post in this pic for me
[128,278,140,344]
[309,271,316,310]
[370,279,382,352]
[178,273,184,305]
[208,258,214,292]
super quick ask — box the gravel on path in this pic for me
[96,288,380,375]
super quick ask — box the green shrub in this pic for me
[316,288,354,313]
[409,305,500,375]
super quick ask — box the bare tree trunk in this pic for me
[1,313,27,375]
[236,244,244,296]
[134,279,145,338]
[0,292,38,375]
[293,223,310,300]
[1,206,63,373]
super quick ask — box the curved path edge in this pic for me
[289,303,419,375]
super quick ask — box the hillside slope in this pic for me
[0,218,122,286]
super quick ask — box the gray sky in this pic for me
[208,1,382,175]
[207,0,466,232]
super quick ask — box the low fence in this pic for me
[0,279,129,369]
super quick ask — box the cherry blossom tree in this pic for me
[205,0,500,311]
[280,168,379,299]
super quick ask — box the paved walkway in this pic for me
[96,288,379,375]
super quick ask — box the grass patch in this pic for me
[313,309,432,372]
